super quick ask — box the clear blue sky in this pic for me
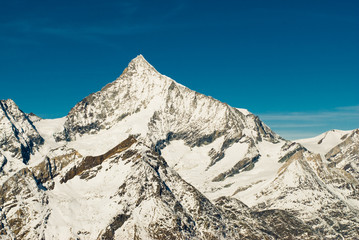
[1,0,358,139]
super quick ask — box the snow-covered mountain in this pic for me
[296,129,352,156]
[55,55,278,156]
[1,135,320,239]
[325,129,359,180]
[0,99,44,185]
[1,55,358,239]
[296,129,359,181]
[0,99,43,161]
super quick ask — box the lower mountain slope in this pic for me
[162,130,359,239]
[1,136,320,240]
[325,129,359,181]
[251,149,359,239]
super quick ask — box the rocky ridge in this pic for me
[0,99,43,162]
[0,99,44,186]
[326,129,359,180]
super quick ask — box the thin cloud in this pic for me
[336,105,359,111]
[275,131,323,140]
[0,0,189,39]
[0,0,203,49]
[268,123,323,128]
[0,17,189,48]
[257,105,359,140]
[259,105,359,122]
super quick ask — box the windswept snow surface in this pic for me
[236,108,251,116]
[295,129,351,155]
[45,153,132,239]
[162,138,285,206]
[30,118,67,165]
[32,103,156,158]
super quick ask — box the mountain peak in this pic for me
[133,54,146,62]
[0,98,44,164]
[128,54,149,66]
[0,98,16,107]
[126,54,156,73]
[0,99,22,117]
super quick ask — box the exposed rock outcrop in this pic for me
[0,99,43,164]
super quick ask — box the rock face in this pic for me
[326,129,359,180]
[0,99,43,164]
[1,55,358,239]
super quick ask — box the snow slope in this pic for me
[295,129,351,155]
